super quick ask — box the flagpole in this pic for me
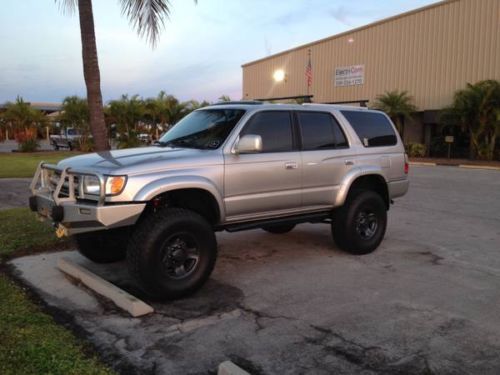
[306,48,312,100]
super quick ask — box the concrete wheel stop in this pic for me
[57,257,154,317]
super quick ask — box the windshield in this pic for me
[158,109,246,149]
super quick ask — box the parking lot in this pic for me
[10,165,500,374]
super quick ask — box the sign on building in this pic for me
[334,65,365,87]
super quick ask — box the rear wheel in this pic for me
[127,207,217,300]
[262,224,296,234]
[75,228,129,263]
[332,190,387,255]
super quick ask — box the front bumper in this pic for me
[29,163,145,235]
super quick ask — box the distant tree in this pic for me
[2,97,46,151]
[218,95,231,102]
[107,94,144,142]
[59,95,92,150]
[372,90,417,141]
[59,96,89,131]
[184,100,210,111]
[2,97,46,133]
[441,80,500,160]
[55,0,197,151]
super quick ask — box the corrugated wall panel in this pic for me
[242,0,500,110]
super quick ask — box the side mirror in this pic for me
[235,134,262,154]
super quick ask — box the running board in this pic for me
[221,212,332,233]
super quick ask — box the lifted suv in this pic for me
[30,103,409,299]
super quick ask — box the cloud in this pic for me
[329,6,353,27]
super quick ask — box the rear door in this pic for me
[224,110,302,221]
[297,111,354,208]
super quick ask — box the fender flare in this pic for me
[133,176,225,222]
[335,166,387,207]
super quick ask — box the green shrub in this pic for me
[78,137,94,152]
[18,138,39,152]
[406,143,426,157]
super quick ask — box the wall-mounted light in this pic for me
[273,69,286,82]
[347,37,355,44]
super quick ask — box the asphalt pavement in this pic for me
[0,178,31,210]
[9,166,500,374]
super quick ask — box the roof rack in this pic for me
[209,101,263,106]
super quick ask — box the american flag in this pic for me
[305,52,313,88]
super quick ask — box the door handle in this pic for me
[345,160,354,166]
[285,161,298,170]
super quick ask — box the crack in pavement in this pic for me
[306,325,434,374]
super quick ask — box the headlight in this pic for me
[83,175,127,196]
[83,175,100,194]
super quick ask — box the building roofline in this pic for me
[241,0,455,68]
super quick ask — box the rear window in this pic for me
[341,111,397,147]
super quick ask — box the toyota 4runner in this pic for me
[29,103,409,299]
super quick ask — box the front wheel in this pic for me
[127,207,217,300]
[332,190,387,255]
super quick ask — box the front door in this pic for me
[224,111,302,221]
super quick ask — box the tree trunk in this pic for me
[77,0,109,151]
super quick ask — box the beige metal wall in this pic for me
[242,0,500,110]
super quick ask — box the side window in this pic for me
[241,111,293,152]
[341,110,397,147]
[298,112,348,150]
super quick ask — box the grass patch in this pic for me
[0,208,113,374]
[0,275,113,375]
[0,152,81,178]
[0,208,70,259]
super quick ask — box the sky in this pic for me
[0,0,438,104]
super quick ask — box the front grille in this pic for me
[48,171,80,198]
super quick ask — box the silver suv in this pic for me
[30,103,409,299]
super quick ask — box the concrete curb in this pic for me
[57,257,154,317]
[409,162,437,166]
[458,164,500,171]
[409,162,500,171]
[218,361,251,375]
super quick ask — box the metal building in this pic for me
[241,0,500,147]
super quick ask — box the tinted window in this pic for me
[298,112,348,150]
[242,111,293,152]
[341,111,397,147]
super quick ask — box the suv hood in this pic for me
[57,146,221,175]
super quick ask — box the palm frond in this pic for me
[120,0,172,47]
[54,0,77,15]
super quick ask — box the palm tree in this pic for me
[56,0,195,151]
[372,90,417,141]
[218,95,231,102]
[442,80,500,160]
[59,95,91,149]
[2,97,46,134]
[59,96,89,131]
[108,94,145,140]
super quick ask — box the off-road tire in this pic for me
[262,224,296,234]
[127,207,217,300]
[332,190,387,255]
[75,228,129,263]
